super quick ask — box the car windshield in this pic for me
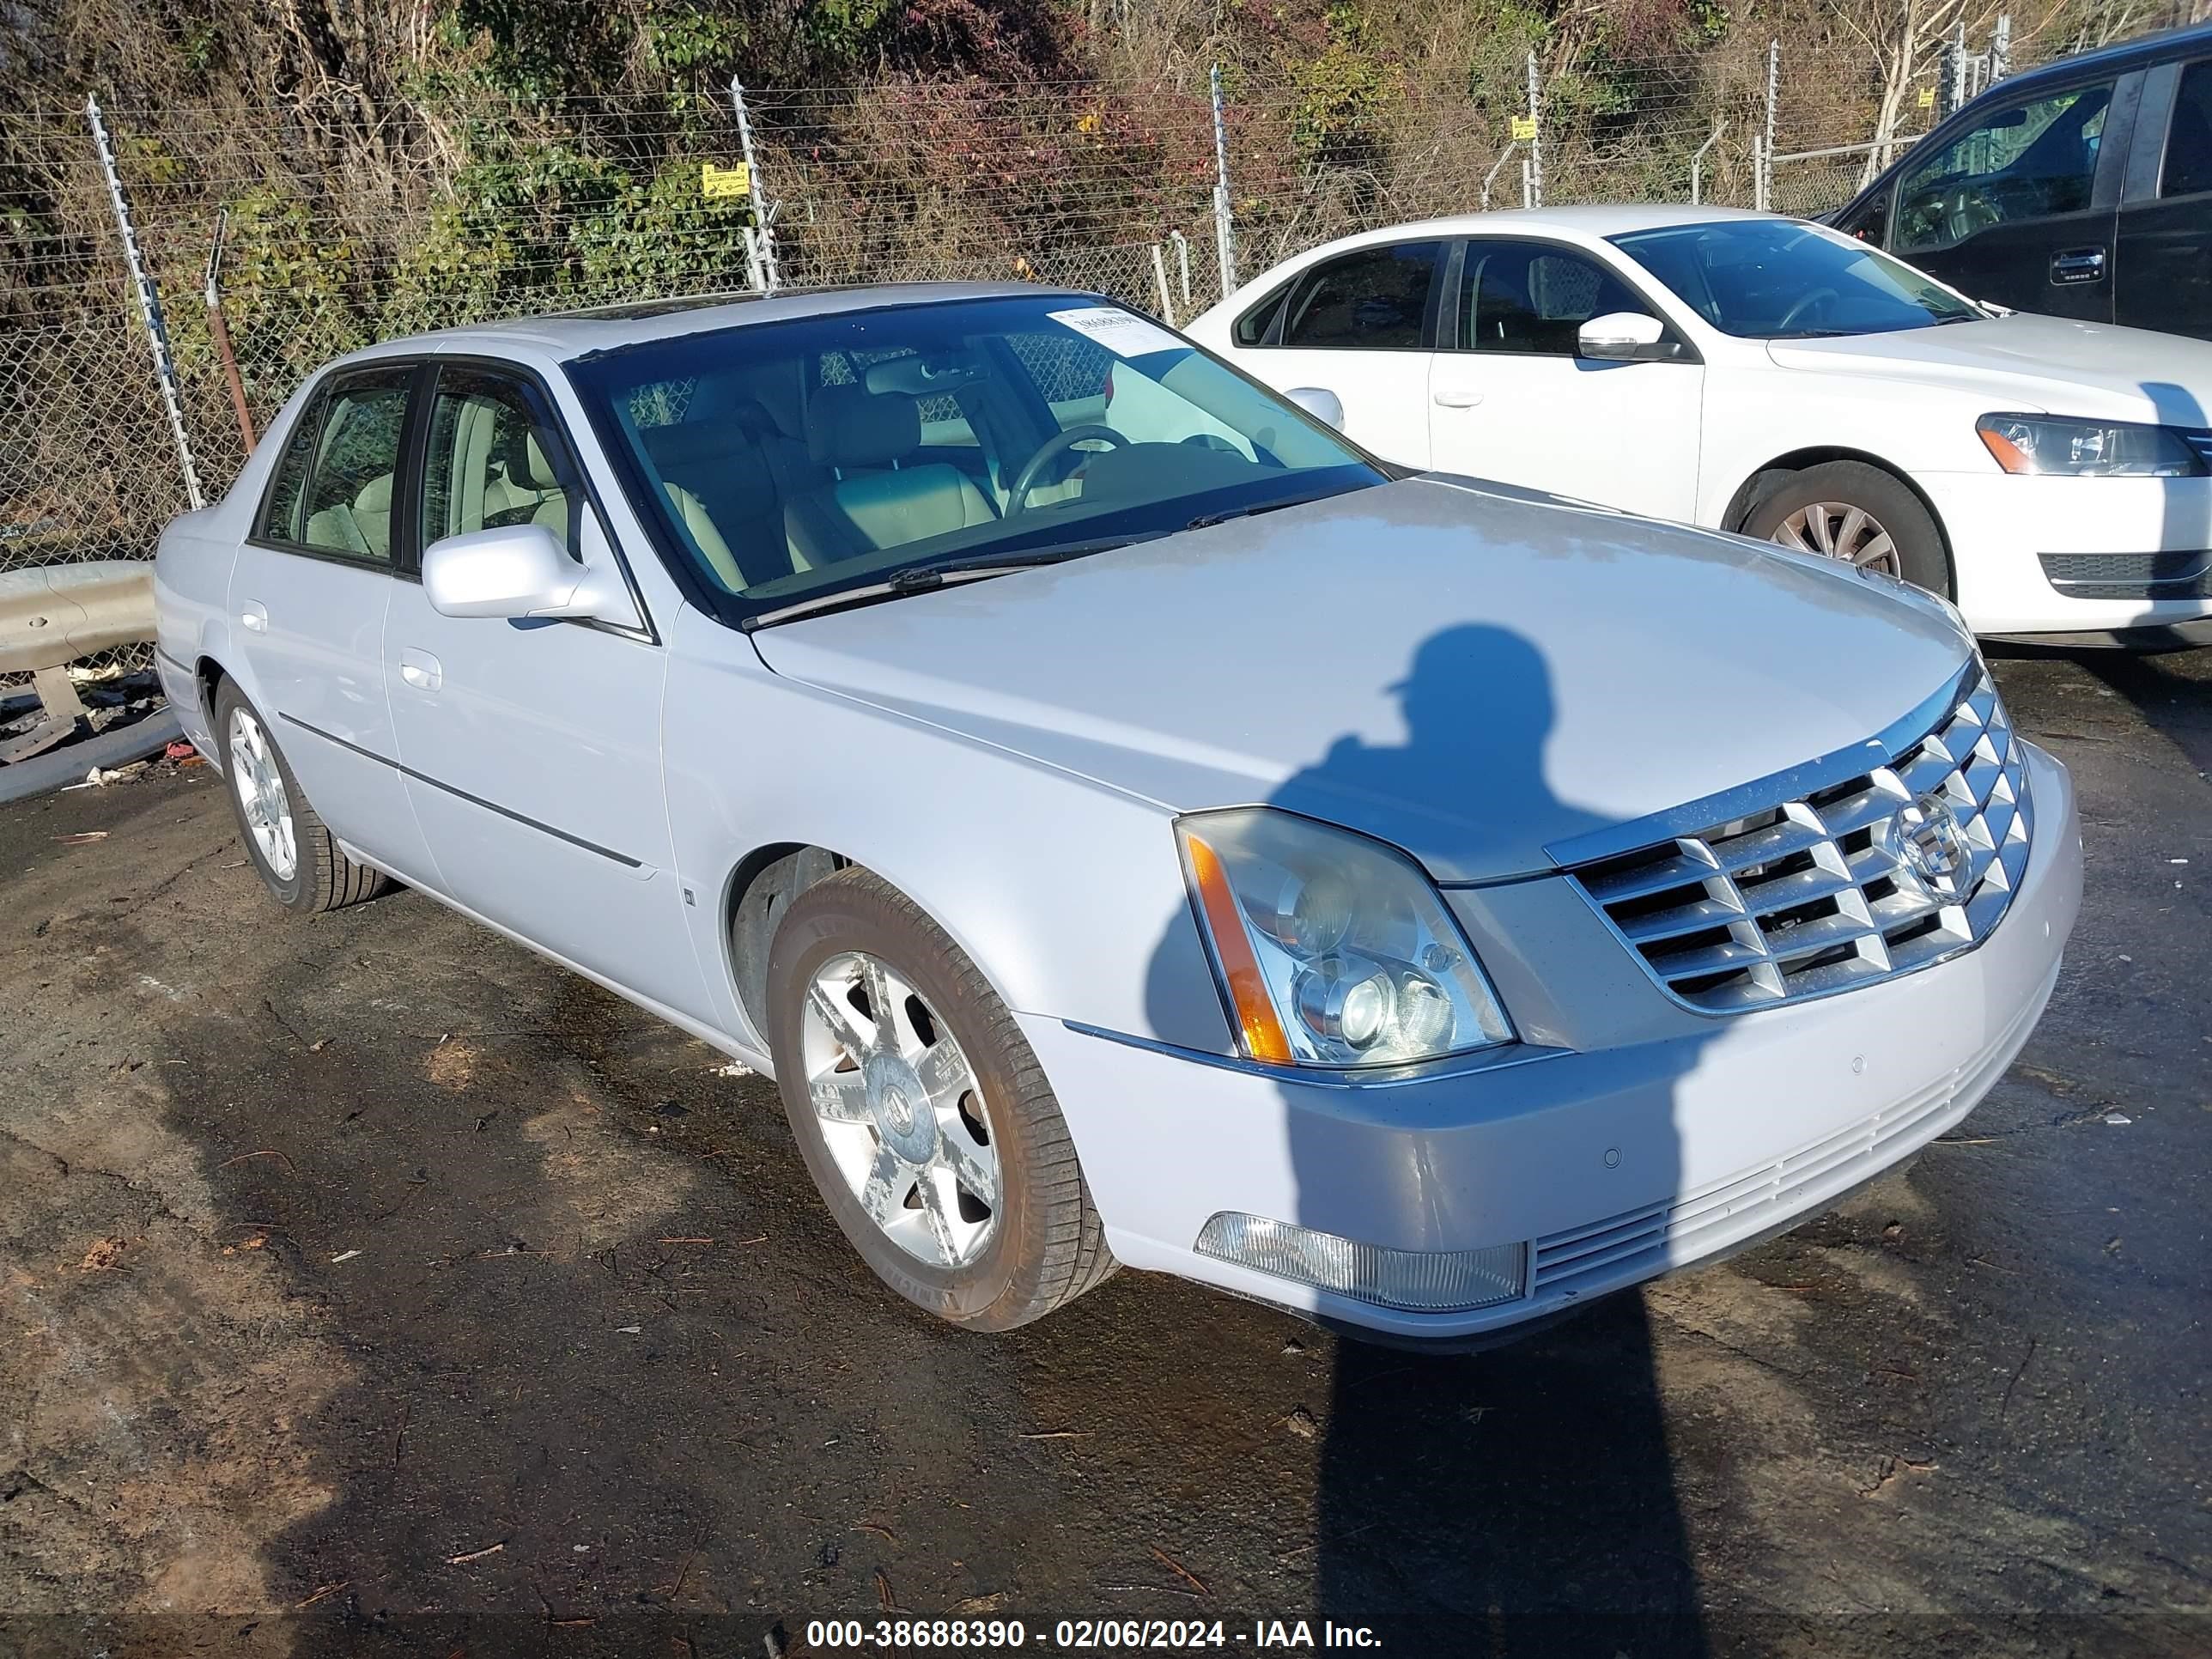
[1609,220,1982,339]
[566,294,1383,621]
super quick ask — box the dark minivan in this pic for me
[1831,21,2212,338]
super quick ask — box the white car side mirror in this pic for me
[1285,386,1346,430]
[422,524,635,626]
[1577,311,1672,362]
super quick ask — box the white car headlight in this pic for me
[1976,413,2209,478]
[1175,807,1514,1067]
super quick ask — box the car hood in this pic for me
[1765,313,2212,424]
[749,478,1974,883]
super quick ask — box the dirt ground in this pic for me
[2,648,2207,1658]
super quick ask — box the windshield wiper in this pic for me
[1184,489,1334,532]
[740,537,1140,630]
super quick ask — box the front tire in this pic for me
[766,867,1115,1330]
[213,679,388,914]
[1741,460,1952,599]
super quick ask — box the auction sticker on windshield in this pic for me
[1048,305,1186,358]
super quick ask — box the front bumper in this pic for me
[1925,471,2212,638]
[1025,743,2081,1341]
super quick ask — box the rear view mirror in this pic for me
[1285,386,1346,430]
[422,524,634,626]
[1577,312,1673,362]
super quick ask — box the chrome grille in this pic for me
[1570,666,2033,1013]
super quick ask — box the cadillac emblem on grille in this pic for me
[1888,792,1966,895]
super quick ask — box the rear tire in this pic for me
[1741,461,1952,599]
[766,866,1115,1330]
[212,679,388,915]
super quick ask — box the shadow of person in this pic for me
[1150,623,1714,1655]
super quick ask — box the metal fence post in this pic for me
[85,94,203,511]
[1209,63,1237,300]
[1481,141,1518,210]
[203,208,254,456]
[1991,14,2012,84]
[1759,40,1778,213]
[1150,242,1176,325]
[1525,50,1543,207]
[730,79,781,294]
[1168,230,1192,311]
[1691,118,1723,206]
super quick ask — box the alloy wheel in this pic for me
[1771,501,1901,577]
[228,706,297,882]
[799,950,1000,1268]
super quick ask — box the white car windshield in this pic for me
[1610,220,1982,339]
[567,294,1382,623]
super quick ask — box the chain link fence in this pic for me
[0,1,2184,616]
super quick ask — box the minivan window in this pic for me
[1279,242,1443,349]
[1893,81,2113,252]
[2163,60,2212,198]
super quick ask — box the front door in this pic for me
[1888,75,2123,322]
[1427,238,1705,521]
[2116,58,2212,342]
[380,362,705,1018]
[1235,237,1446,468]
[226,362,434,881]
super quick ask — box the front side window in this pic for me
[291,368,413,562]
[568,295,1382,621]
[420,368,582,552]
[1457,241,1649,355]
[2162,60,2212,198]
[1613,219,1980,339]
[1894,81,2113,252]
[1278,241,1443,349]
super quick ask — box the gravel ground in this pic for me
[1,648,2206,1658]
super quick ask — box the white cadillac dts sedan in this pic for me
[154,284,2081,1345]
[1188,207,2212,648]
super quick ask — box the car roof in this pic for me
[1985,18,2211,94]
[338,280,1097,368]
[1261,204,1785,262]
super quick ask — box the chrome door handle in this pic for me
[2050,246,2106,284]
[240,601,268,633]
[1432,387,1485,408]
[398,648,442,692]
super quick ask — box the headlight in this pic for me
[1176,807,1513,1067]
[1976,413,2208,477]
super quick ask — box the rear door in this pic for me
[227,362,434,880]
[1887,72,2128,319]
[1427,237,1705,520]
[2116,55,2212,341]
[1230,238,1446,468]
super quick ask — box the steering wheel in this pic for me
[1007,424,1127,514]
[1776,286,1841,332]
[1944,185,2002,244]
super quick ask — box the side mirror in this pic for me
[1577,311,1672,362]
[422,524,633,625]
[1285,386,1346,430]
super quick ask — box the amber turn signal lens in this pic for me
[1182,831,1294,1063]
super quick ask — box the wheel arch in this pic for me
[1720,446,1958,595]
[720,842,851,1047]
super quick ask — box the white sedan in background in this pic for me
[1188,206,2212,647]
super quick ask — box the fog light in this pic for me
[1194,1212,1527,1312]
